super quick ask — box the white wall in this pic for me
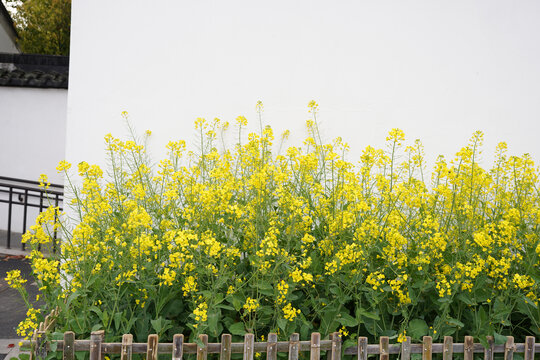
[0,13,19,53]
[67,0,540,177]
[0,87,67,233]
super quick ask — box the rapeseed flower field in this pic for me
[7,102,540,348]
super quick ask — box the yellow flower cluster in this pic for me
[6,270,26,289]
[243,297,260,313]
[282,303,300,321]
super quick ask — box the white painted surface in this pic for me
[67,0,540,179]
[0,87,67,233]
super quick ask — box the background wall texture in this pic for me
[66,0,540,177]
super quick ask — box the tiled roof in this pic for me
[0,53,69,89]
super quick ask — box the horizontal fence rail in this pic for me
[23,330,538,360]
[0,176,63,251]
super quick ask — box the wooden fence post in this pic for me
[89,330,104,360]
[524,337,535,360]
[173,334,184,360]
[379,337,389,360]
[484,336,494,360]
[220,334,231,360]
[464,336,474,360]
[120,334,133,360]
[401,337,411,360]
[63,331,75,360]
[329,332,341,360]
[358,337,368,360]
[244,333,255,360]
[147,334,159,360]
[266,333,278,360]
[288,333,300,360]
[504,336,514,360]
[443,336,453,360]
[197,334,208,360]
[311,333,321,360]
[423,336,432,360]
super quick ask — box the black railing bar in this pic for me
[0,185,64,196]
[53,195,59,252]
[38,194,43,251]
[22,189,28,251]
[0,199,63,210]
[0,176,64,189]
[0,190,64,202]
[7,186,12,249]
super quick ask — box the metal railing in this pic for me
[0,175,64,251]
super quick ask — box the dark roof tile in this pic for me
[0,53,69,89]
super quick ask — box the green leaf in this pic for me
[18,354,30,360]
[113,312,123,331]
[446,318,464,328]
[337,313,358,327]
[457,293,476,306]
[408,319,429,340]
[231,296,243,311]
[91,324,103,332]
[208,309,220,336]
[277,318,288,333]
[228,322,246,335]
[216,303,235,311]
[49,341,58,352]
[150,318,163,334]
[356,307,380,321]
[494,333,507,345]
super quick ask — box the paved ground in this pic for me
[0,254,39,359]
